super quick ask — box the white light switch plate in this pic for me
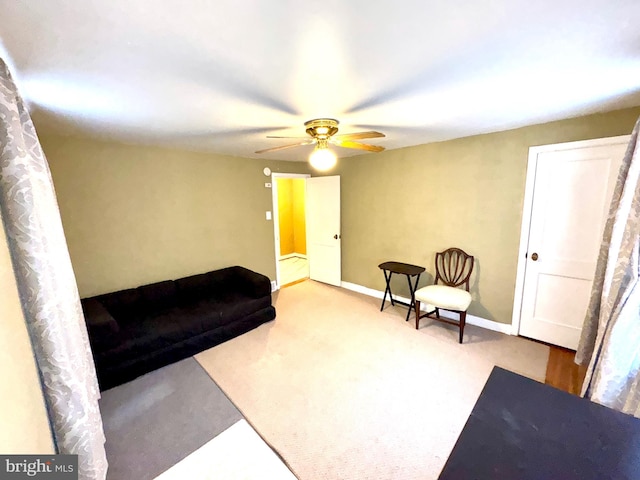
[266,211,272,220]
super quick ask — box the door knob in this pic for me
[531,252,539,261]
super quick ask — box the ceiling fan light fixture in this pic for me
[256,118,385,158]
[309,145,337,171]
[305,118,339,138]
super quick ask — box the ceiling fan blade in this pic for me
[266,135,309,139]
[332,139,385,152]
[332,131,385,141]
[255,140,314,154]
[163,126,291,141]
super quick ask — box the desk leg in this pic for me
[405,273,421,322]
[380,270,394,311]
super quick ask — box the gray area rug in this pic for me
[99,357,242,480]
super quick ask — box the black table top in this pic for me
[378,261,425,276]
[438,367,640,480]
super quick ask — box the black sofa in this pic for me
[81,266,275,390]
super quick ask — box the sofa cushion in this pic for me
[225,266,271,298]
[97,306,223,365]
[81,298,120,352]
[199,293,271,326]
[137,280,178,314]
[97,288,143,323]
[175,273,214,304]
[176,267,271,304]
[205,266,271,298]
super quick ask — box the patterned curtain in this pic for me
[0,60,107,478]
[576,116,640,417]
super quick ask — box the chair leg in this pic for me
[415,300,421,329]
[459,311,466,344]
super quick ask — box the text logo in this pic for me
[0,455,77,479]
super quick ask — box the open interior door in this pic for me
[518,140,626,349]
[306,176,341,286]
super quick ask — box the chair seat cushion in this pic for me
[414,285,472,311]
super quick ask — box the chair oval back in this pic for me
[435,248,474,291]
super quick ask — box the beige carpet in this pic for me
[196,280,549,480]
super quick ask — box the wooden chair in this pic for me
[414,248,474,343]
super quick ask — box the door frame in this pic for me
[510,134,631,335]
[271,172,311,290]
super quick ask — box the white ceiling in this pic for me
[1,0,640,161]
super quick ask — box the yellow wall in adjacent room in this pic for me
[40,133,310,297]
[332,106,640,325]
[0,212,54,453]
[292,179,306,255]
[277,178,306,256]
[277,178,295,256]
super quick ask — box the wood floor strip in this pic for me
[545,346,587,396]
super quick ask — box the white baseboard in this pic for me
[279,253,308,260]
[340,281,512,335]
[271,280,279,292]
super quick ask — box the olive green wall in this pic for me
[40,106,640,322]
[40,134,310,297]
[333,106,640,325]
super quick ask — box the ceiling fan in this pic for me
[255,118,385,170]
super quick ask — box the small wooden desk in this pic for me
[438,367,640,479]
[378,261,425,322]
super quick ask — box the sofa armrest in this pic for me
[230,266,272,298]
[81,298,120,351]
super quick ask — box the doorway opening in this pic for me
[272,173,311,289]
